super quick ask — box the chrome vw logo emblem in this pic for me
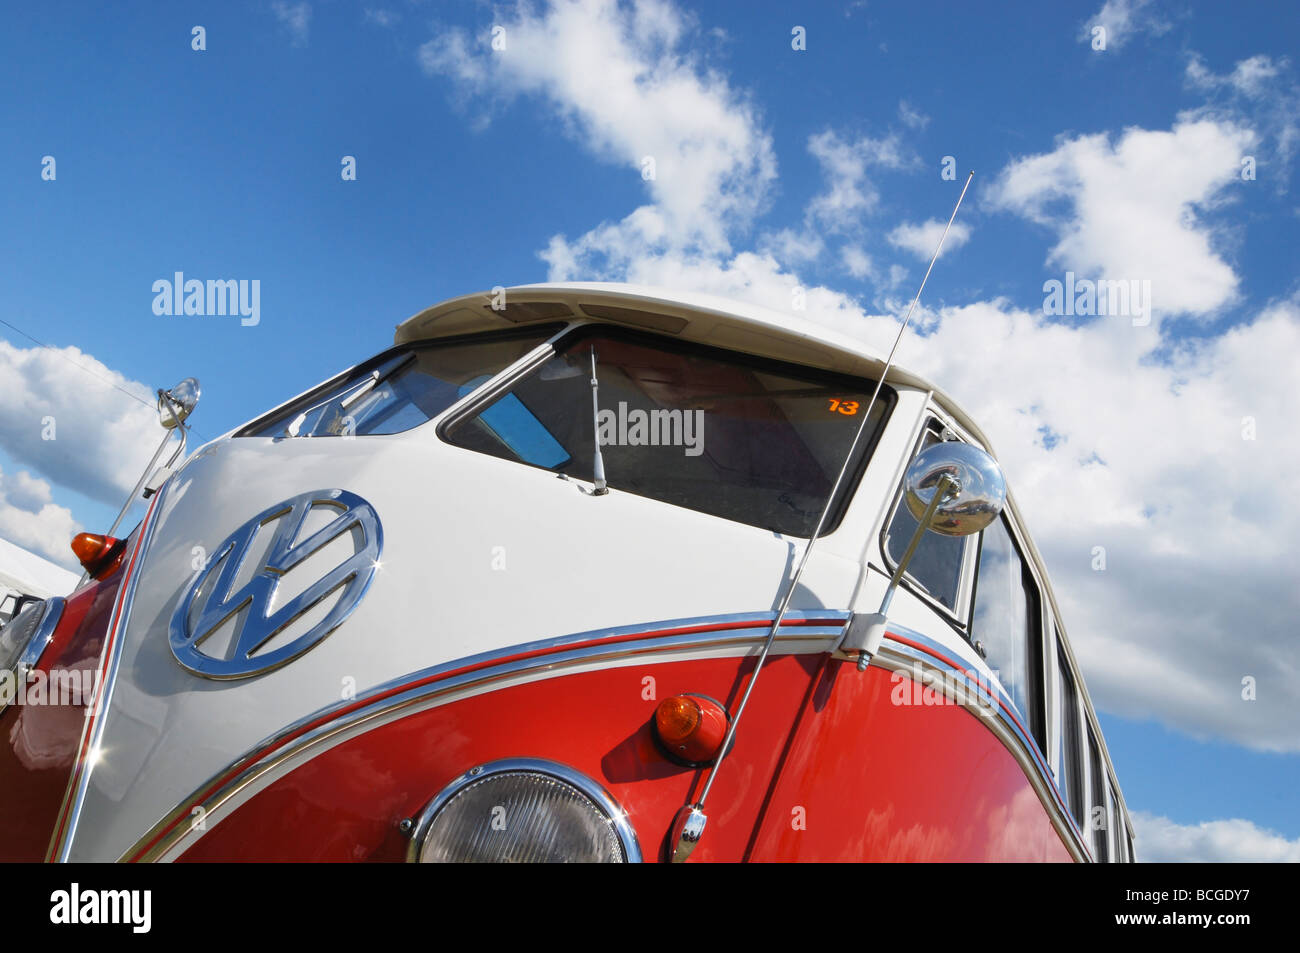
[169,489,382,679]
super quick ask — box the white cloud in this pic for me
[0,466,82,570]
[988,119,1255,318]
[1079,0,1169,51]
[1185,53,1299,172]
[840,245,874,279]
[1133,812,1300,862]
[420,0,775,258]
[842,243,873,276]
[0,340,162,508]
[898,99,929,130]
[272,1,312,47]
[1187,53,1287,98]
[805,129,910,232]
[3,470,52,512]
[888,219,971,260]
[749,129,912,277]
[758,227,824,267]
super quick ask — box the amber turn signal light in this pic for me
[653,693,729,766]
[71,533,124,580]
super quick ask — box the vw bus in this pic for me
[0,283,1134,862]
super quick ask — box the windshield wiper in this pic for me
[590,346,608,495]
[340,352,416,410]
[284,352,416,437]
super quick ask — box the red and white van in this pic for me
[0,283,1133,862]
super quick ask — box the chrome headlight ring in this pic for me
[406,758,642,863]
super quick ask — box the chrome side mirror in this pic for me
[158,378,201,430]
[841,440,1007,670]
[902,441,1006,538]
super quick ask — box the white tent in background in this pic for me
[0,535,79,599]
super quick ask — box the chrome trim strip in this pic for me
[405,757,643,863]
[126,612,850,861]
[50,480,171,862]
[128,610,1092,864]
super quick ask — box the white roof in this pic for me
[0,536,79,598]
[394,282,997,455]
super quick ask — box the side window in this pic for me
[969,515,1046,753]
[1110,784,1126,862]
[1055,638,1084,828]
[1088,725,1110,862]
[883,428,968,612]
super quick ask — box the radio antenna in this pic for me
[668,171,975,862]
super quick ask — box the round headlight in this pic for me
[408,759,640,863]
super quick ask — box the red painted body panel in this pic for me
[177,653,818,862]
[176,650,1074,863]
[748,659,1074,861]
[0,572,123,862]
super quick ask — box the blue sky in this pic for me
[1,1,1297,860]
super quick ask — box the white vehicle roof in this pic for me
[395,282,998,458]
[0,535,79,598]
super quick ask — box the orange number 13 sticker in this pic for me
[827,398,859,416]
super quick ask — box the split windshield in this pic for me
[443,327,891,536]
[237,323,892,537]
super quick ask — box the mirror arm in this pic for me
[105,426,178,538]
[104,388,191,538]
[162,422,188,469]
[839,472,956,671]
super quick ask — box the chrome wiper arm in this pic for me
[283,352,417,436]
[341,352,416,410]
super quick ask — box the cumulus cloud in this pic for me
[805,129,910,232]
[420,0,775,258]
[271,1,311,47]
[3,470,52,512]
[0,340,163,508]
[1133,812,1300,862]
[888,219,971,261]
[0,466,81,570]
[987,119,1255,318]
